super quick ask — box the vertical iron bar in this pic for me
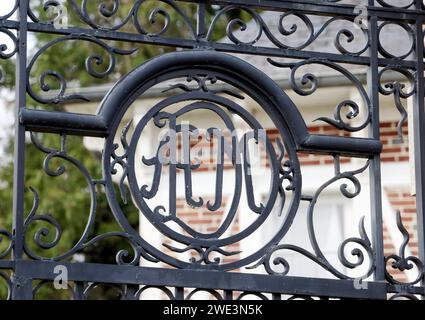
[11,0,30,300]
[367,14,385,282]
[412,4,425,297]
[224,290,233,300]
[12,0,27,261]
[196,0,206,40]
[124,285,138,300]
[272,293,281,300]
[12,257,32,300]
[174,287,185,300]
[169,117,177,218]
[73,282,85,300]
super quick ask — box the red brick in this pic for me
[390,200,416,206]
[323,126,339,132]
[187,219,213,224]
[178,211,199,217]
[382,157,396,162]
[380,131,398,137]
[383,147,402,153]
[297,153,310,158]
[402,208,417,214]
[267,128,279,135]
[203,210,224,216]
[300,160,321,166]
[381,139,389,145]
[380,122,393,128]
[387,192,401,198]
[308,126,321,133]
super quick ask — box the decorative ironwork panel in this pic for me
[1,0,425,300]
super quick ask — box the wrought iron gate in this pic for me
[1,0,425,300]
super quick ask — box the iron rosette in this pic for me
[101,51,303,271]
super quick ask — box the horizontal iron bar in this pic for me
[300,134,383,156]
[20,109,381,156]
[20,109,108,137]
[387,284,425,296]
[0,19,417,69]
[178,0,424,20]
[0,260,14,269]
[15,260,388,299]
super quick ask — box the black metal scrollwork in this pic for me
[102,52,302,271]
[186,288,223,300]
[268,58,371,132]
[26,133,158,266]
[385,211,424,286]
[207,6,369,56]
[378,22,415,60]
[27,34,137,104]
[0,28,18,60]
[135,286,175,300]
[67,0,196,38]
[1,0,424,300]
[0,229,13,260]
[378,67,415,143]
[389,293,419,300]
[24,133,97,261]
[0,271,12,300]
[376,0,415,9]
[248,156,374,280]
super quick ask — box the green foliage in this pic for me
[0,132,139,299]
